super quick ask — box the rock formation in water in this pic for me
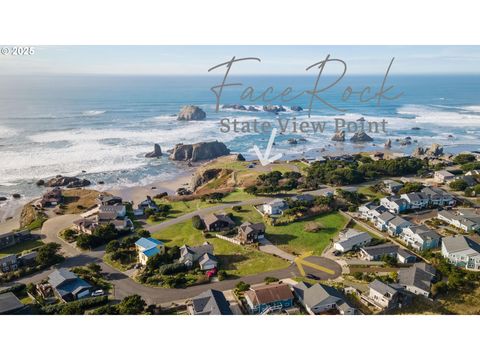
[145,144,162,158]
[177,105,206,120]
[350,131,374,142]
[45,175,91,188]
[331,130,345,142]
[169,141,230,162]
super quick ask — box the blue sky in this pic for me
[2,45,480,75]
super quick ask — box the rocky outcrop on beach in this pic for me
[36,179,45,186]
[169,141,230,162]
[290,106,303,111]
[413,147,426,157]
[0,196,7,201]
[222,104,247,111]
[350,131,374,142]
[247,106,259,112]
[177,105,206,120]
[288,138,298,145]
[45,175,92,188]
[236,153,246,161]
[426,143,444,157]
[145,144,162,158]
[12,194,21,199]
[263,105,286,113]
[384,139,392,148]
[331,130,345,142]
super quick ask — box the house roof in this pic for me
[397,248,416,260]
[199,252,218,266]
[203,213,235,227]
[135,237,164,250]
[0,254,17,264]
[378,211,396,223]
[191,289,233,315]
[239,222,265,235]
[361,243,399,257]
[339,229,371,243]
[389,216,411,227]
[443,235,480,255]
[267,199,286,206]
[435,170,454,177]
[291,194,315,203]
[180,242,214,259]
[398,263,435,293]
[48,268,93,298]
[18,251,38,261]
[99,204,125,213]
[293,282,353,311]
[0,292,24,314]
[245,283,293,306]
[384,180,402,187]
[369,279,398,297]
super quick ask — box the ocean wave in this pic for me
[397,104,480,126]
[0,125,18,138]
[82,110,106,116]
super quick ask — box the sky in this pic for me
[1,45,480,75]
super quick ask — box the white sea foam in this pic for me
[82,110,106,116]
[0,125,18,138]
[397,104,480,126]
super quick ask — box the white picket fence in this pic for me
[215,234,242,245]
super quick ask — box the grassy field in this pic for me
[147,189,256,225]
[62,189,105,214]
[152,219,289,277]
[0,239,44,258]
[198,204,348,256]
[357,185,384,200]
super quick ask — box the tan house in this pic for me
[237,222,266,244]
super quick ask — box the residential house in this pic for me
[292,282,356,315]
[198,253,218,271]
[48,268,93,302]
[0,254,18,273]
[359,243,399,261]
[73,218,98,235]
[244,283,294,314]
[434,170,455,183]
[237,222,266,244]
[400,192,429,210]
[135,237,166,266]
[98,204,127,219]
[203,213,235,232]
[400,225,441,251]
[466,170,480,176]
[441,235,480,270]
[358,203,388,222]
[291,194,315,204]
[135,196,160,216]
[179,242,217,270]
[457,175,477,187]
[40,187,63,207]
[18,251,38,267]
[383,180,403,194]
[97,194,122,206]
[375,211,396,231]
[188,289,233,315]
[0,292,26,315]
[262,199,287,215]
[0,230,31,250]
[367,279,401,311]
[438,210,480,232]
[398,263,436,297]
[420,187,455,207]
[387,216,412,236]
[334,229,372,253]
[397,248,417,264]
[380,196,409,214]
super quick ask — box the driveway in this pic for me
[258,238,295,262]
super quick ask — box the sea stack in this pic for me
[145,144,162,158]
[331,130,345,142]
[169,141,230,162]
[177,105,206,120]
[350,131,374,142]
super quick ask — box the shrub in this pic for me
[41,296,108,315]
[449,179,468,191]
[192,215,205,230]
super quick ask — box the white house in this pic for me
[437,210,480,232]
[420,187,455,207]
[380,196,409,214]
[387,216,412,236]
[367,279,400,311]
[398,263,436,298]
[400,192,429,210]
[434,170,455,183]
[441,235,480,271]
[383,180,403,194]
[358,203,387,222]
[334,229,372,253]
[375,211,396,231]
[262,199,287,215]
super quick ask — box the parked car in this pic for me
[206,268,218,278]
[91,289,105,297]
[306,273,320,280]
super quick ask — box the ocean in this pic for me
[1,73,480,214]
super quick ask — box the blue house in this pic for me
[244,283,294,314]
[135,237,165,265]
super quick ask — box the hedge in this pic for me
[41,295,108,315]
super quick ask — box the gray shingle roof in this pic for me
[191,289,232,315]
[0,292,24,314]
[369,279,398,297]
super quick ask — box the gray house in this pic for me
[398,263,436,298]
[292,282,356,315]
[188,289,233,315]
[48,268,93,302]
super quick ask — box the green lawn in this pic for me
[216,205,349,256]
[152,218,289,277]
[357,185,383,200]
[0,239,44,259]
[148,189,256,225]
